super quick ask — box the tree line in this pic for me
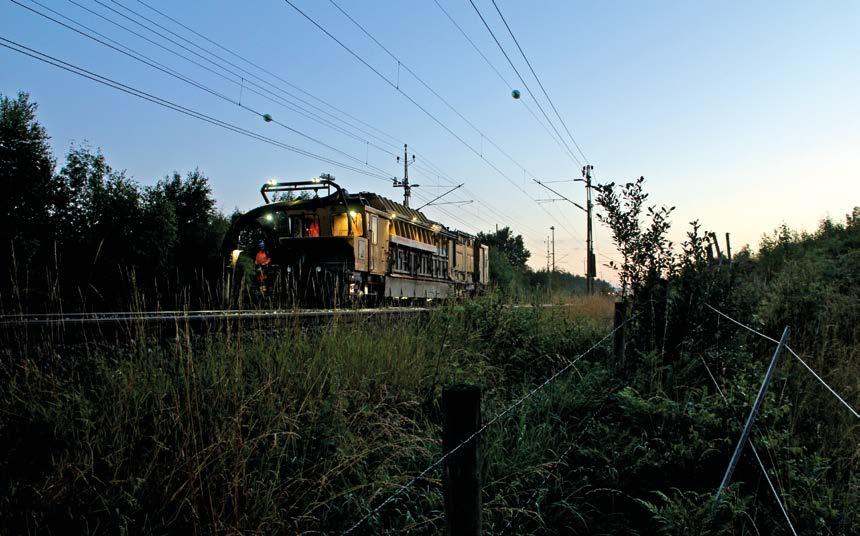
[1,92,228,311]
[1,91,609,311]
[477,226,613,296]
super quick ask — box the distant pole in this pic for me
[393,144,418,207]
[583,165,596,294]
[546,236,550,272]
[442,384,482,536]
[550,226,556,273]
[714,327,790,504]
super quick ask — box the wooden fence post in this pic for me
[613,302,627,371]
[725,232,732,264]
[442,384,482,536]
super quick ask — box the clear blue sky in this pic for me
[2,0,858,278]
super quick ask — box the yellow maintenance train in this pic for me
[222,177,489,305]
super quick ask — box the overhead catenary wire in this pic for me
[19,0,528,239]
[466,0,582,167]
[705,304,859,419]
[105,0,400,157]
[343,313,637,534]
[488,0,588,164]
[327,0,577,175]
[0,37,392,182]
[113,0,535,237]
[14,1,398,180]
[281,0,584,248]
[133,0,403,148]
[429,0,576,168]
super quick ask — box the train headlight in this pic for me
[315,266,322,273]
[230,249,242,267]
[286,266,292,273]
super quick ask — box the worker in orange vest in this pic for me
[255,240,271,293]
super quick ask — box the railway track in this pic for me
[0,306,430,327]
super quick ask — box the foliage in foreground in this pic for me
[1,267,857,535]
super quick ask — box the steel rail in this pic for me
[0,307,430,327]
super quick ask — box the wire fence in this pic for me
[344,303,856,533]
[705,304,858,419]
[342,314,636,534]
[699,355,798,535]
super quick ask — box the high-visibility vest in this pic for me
[255,250,271,266]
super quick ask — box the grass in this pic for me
[0,286,856,534]
[0,296,613,534]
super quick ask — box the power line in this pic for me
[327,0,571,176]
[466,0,582,167]
[14,0,394,180]
[430,0,580,169]
[110,0,572,246]
[0,36,392,182]
[78,0,528,238]
[112,0,539,237]
[133,0,544,238]
[133,0,403,148]
[488,0,588,164]
[107,0,400,156]
[281,0,583,247]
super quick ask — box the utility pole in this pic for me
[393,144,418,207]
[550,226,556,272]
[581,165,596,295]
[545,236,550,272]
[533,167,599,295]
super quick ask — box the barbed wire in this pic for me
[705,304,858,419]
[342,314,636,534]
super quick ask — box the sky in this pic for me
[2,0,858,281]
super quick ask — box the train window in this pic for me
[370,214,378,245]
[286,215,320,237]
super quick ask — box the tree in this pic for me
[477,227,530,268]
[155,169,228,281]
[0,92,56,266]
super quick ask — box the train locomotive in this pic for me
[222,176,489,305]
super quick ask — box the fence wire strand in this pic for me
[699,356,799,536]
[705,304,858,419]
[342,315,635,534]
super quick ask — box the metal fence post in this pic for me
[715,326,790,504]
[442,384,481,536]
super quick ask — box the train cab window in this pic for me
[286,215,320,237]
